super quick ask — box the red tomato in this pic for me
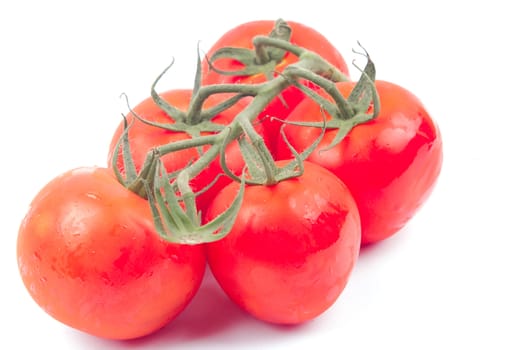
[205,160,361,325]
[108,90,260,213]
[276,80,443,245]
[17,167,206,340]
[201,19,350,152]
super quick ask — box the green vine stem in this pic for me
[254,18,291,65]
[114,19,378,244]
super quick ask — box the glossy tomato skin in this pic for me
[108,90,258,213]
[277,81,443,245]
[201,20,350,153]
[205,161,361,324]
[17,167,206,340]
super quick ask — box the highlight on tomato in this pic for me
[205,160,361,324]
[276,80,443,245]
[201,19,350,153]
[17,167,207,340]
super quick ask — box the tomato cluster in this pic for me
[16,19,442,340]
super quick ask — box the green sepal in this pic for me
[150,58,187,123]
[237,135,265,182]
[348,42,377,107]
[207,47,263,76]
[111,114,137,186]
[192,44,203,98]
[145,159,246,244]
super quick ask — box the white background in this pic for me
[2,1,524,349]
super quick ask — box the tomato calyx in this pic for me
[205,18,293,80]
[220,110,327,186]
[280,45,380,150]
[254,18,292,65]
[111,116,247,244]
[145,160,247,245]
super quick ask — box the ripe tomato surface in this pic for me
[276,80,443,245]
[108,90,261,213]
[205,160,361,325]
[17,167,206,340]
[201,19,350,152]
